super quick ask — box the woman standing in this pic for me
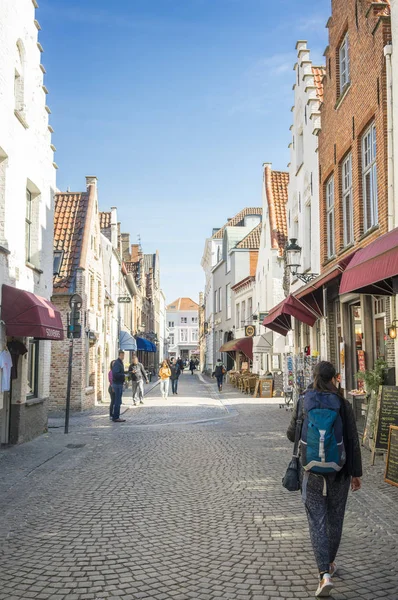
[287,361,362,598]
[158,360,171,399]
[108,360,115,420]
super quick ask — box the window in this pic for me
[339,33,350,92]
[27,339,39,398]
[219,287,222,312]
[326,176,335,258]
[342,153,354,247]
[90,274,95,308]
[226,284,231,320]
[97,279,102,311]
[15,41,25,116]
[53,251,63,276]
[181,317,187,324]
[296,130,304,169]
[168,321,174,328]
[25,189,33,262]
[180,329,188,343]
[362,123,378,231]
[191,329,198,342]
[236,303,240,329]
[214,290,218,313]
[241,301,246,327]
[303,203,311,271]
[191,317,198,324]
[169,334,174,346]
[248,297,253,322]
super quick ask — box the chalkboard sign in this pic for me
[385,426,398,488]
[260,379,273,398]
[374,386,398,450]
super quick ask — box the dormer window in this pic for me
[339,33,350,93]
[53,250,63,275]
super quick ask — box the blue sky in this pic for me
[39,0,330,304]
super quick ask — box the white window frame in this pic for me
[342,153,354,247]
[214,290,218,314]
[236,303,240,329]
[326,175,335,259]
[241,301,246,327]
[362,122,378,231]
[180,329,188,343]
[226,284,231,320]
[181,317,187,324]
[191,329,198,343]
[339,33,350,92]
[25,189,33,262]
[168,321,174,328]
[169,333,175,346]
[219,288,222,312]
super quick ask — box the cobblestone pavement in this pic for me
[0,375,397,600]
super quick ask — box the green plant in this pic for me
[357,358,388,395]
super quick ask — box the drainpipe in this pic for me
[384,44,395,231]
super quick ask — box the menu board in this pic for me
[374,386,398,450]
[260,379,273,398]
[385,426,398,488]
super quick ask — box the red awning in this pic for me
[220,337,253,360]
[1,285,64,340]
[340,228,398,295]
[262,294,318,336]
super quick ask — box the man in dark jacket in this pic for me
[111,351,126,422]
[129,356,149,405]
[170,358,181,395]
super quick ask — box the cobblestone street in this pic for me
[1,374,397,600]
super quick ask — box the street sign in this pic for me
[118,296,131,303]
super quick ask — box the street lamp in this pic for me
[285,238,318,284]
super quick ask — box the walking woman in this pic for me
[108,360,115,420]
[213,358,226,392]
[287,361,362,597]
[159,360,171,399]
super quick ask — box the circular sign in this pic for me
[246,325,255,337]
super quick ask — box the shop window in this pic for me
[342,153,354,247]
[27,339,39,398]
[339,33,350,93]
[362,123,378,231]
[326,175,335,258]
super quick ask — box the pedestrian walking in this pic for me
[189,358,196,375]
[213,358,226,391]
[177,357,184,375]
[287,361,362,598]
[170,358,181,395]
[111,351,126,423]
[129,356,149,406]
[108,360,115,420]
[159,360,171,399]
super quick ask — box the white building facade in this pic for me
[0,0,58,444]
[287,42,325,358]
[167,298,199,361]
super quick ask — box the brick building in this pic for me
[50,177,107,411]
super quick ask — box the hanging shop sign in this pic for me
[245,325,256,337]
[118,296,132,303]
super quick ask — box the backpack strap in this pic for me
[292,396,304,458]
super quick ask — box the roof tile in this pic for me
[167,298,199,311]
[264,167,289,256]
[236,222,262,249]
[312,66,326,102]
[212,207,262,239]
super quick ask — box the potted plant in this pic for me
[357,358,388,396]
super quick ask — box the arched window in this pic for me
[15,41,25,116]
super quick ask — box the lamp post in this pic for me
[65,293,83,434]
[285,238,318,284]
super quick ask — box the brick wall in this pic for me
[319,0,391,271]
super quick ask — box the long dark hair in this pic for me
[313,361,336,392]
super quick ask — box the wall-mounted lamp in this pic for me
[388,320,398,339]
[285,238,318,283]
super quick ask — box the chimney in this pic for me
[86,176,98,190]
[110,206,118,249]
[131,244,140,262]
[120,233,131,262]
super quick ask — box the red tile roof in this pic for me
[53,192,90,294]
[264,167,288,256]
[167,298,199,311]
[236,222,262,249]
[312,66,326,102]
[212,207,262,239]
